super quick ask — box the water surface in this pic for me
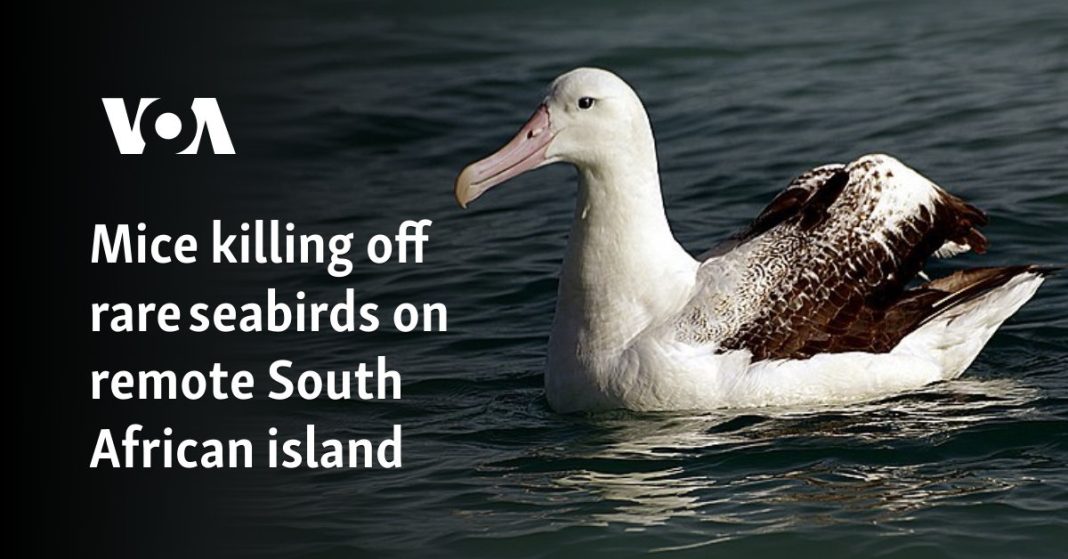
[220,1,1067,556]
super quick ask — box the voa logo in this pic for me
[101,98,236,154]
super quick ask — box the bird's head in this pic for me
[455,67,652,208]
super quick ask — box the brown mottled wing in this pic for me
[677,154,996,361]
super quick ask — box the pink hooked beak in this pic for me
[455,104,554,208]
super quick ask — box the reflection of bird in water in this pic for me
[772,463,1013,525]
[510,379,1038,530]
[554,468,705,527]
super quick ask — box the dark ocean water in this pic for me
[215,1,1067,557]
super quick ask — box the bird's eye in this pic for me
[577,97,596,110]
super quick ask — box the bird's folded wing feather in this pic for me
[674,154,991,361]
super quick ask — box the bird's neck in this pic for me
[553,151,698,353]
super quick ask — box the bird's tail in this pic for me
[892,265,1055,379]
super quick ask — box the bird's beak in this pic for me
[455,104,554,208]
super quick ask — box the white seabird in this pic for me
[455,67,1052,413]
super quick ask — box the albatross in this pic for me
[454,67,1052,413]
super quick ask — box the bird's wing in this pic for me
[674,153,996,361]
